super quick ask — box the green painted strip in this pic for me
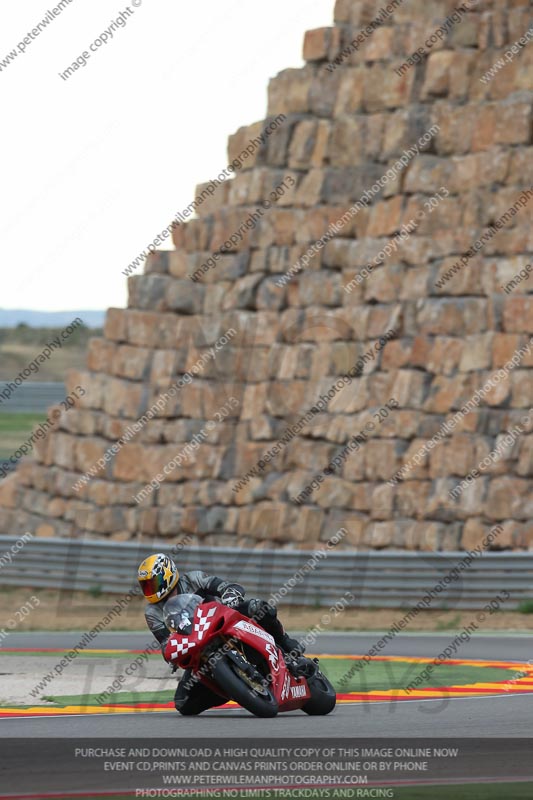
[10,658,517,709]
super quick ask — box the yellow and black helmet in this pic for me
[137,553,179,604]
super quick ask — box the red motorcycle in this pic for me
[163,594,336,718]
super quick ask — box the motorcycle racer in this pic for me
[137,552,304,715]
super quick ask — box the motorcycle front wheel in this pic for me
[212,657,278,718]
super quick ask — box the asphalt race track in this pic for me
[8,629,533,660]
[2,631,533,739]
[4,688,533,739]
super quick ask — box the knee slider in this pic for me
[247,598,261,616]
[249,598,275,618]
[261,601,277,619]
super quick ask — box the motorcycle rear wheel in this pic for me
[302,667,336,715]
[212,657,278,718]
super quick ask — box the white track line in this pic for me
[346,692,533,706]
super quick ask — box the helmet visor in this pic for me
[139,572,168,601]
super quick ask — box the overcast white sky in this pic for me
[1,0,334,312]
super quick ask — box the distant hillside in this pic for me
[0,323,102,382]
[0,309,105,328]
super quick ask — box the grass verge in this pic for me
[2,586,533,632]
[0,412,45,458]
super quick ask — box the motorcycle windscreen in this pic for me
[163,593,203,634]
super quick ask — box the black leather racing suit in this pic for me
[144,569,288,715]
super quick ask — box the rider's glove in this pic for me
[220,586,245,608]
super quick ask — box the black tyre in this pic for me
[303,668,336,715]
[212,657,278,718]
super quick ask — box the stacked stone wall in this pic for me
[1,0,532,551]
